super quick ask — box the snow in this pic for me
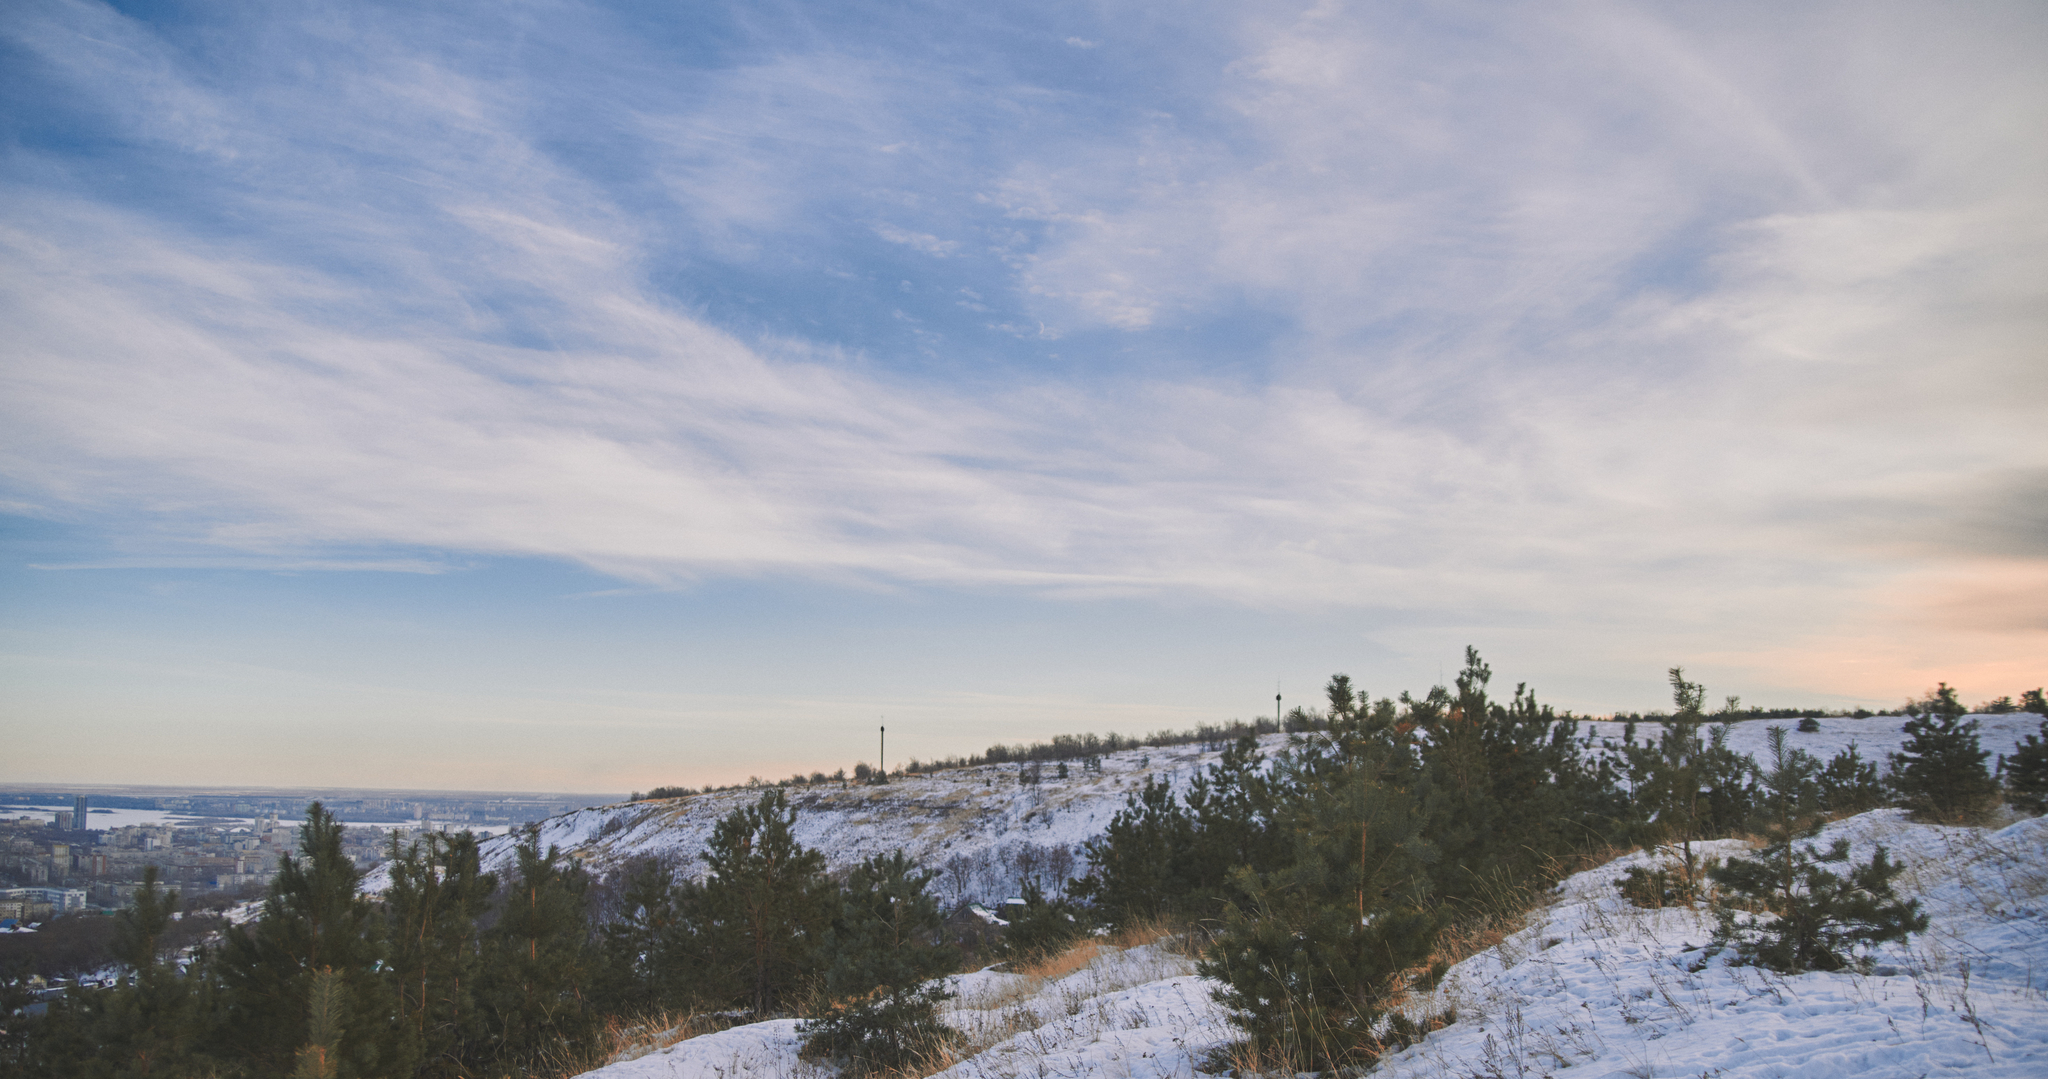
[588,1019,829,1078]
[1375,809,2048,1079]
[572,806,2047,1079]
[931,944,1232,1079]
[578,940,1233,1079]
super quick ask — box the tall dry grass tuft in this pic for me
[1011,938,1109,982]
[523,1007,734,1077]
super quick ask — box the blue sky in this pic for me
[3,0,2043,792]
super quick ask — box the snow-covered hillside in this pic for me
[367,711,2043,909]
[576,806,2048,1079]
[246,734,1290,979]
[1377,809,2048,1079]
[368,733,1285,904]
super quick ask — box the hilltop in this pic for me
[375,710,2045,912]
[369,733,1270,907]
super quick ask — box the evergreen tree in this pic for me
[594,857,690,1014]
[1073,733,1280,929]
[1709,839,1927,973]
[801,851,957,1075]
[213,803,388,1077]
[24,866,217,1079]
[1197,723,1442,1072]
[476,832,595,1075]
[2001,717,2048,815]
[111,864,177,975]
[292,968,345,1079]
[1418,650,1626,914]
[1816,742,1886,813]
[1748,727,1823,897]
[1072,776,1194,926]
[383,830,495,1077]
[1888,703,1996,821]
[699,790,830,1016]
[1626,669,1717,892]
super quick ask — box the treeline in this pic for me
[635,686,2046,801]
[628,721,1297,800]
[1607,685,2045,724]
[4,793,977,1078]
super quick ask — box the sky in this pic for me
[2,0,2043,793]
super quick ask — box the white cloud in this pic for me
[873,223,959,257]
[1,0,2042,704]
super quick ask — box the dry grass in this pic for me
[566,1007,735,1072]
[1010,939,1110,982]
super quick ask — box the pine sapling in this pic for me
[1708,839,1927,973]
[1889,696,1996,822]
[2001,717,2048,815]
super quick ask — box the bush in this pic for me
[1708,838,1926,973]
[1796,716,1821,733]
[994,881,1088,964]
[1617,862,1711,909]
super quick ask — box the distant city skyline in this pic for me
[3,1,2042,791]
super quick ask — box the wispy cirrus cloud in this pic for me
[1,0,2043,716]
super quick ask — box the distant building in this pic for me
[1,887,87,916]
[53,811,72,831]
[74,795,88,828]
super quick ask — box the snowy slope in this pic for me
[1376,809,2048,1079]
[573,804,2048,1079]
[580,938,1234,1079]
[365,712,2042,907]
[365,734,1283,904]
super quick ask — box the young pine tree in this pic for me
[292,968,346,1079]
[29,866,215,1079]
[213,803,388,1077]
[700,789,831,1016]
[1816,742,1886,814]
[1708,838,1927,973]
[476,832,595,1075]
[594,856,690,1014]
[1627,668,1717,893]
[801,851,958,1075]
[383,830,496,1077]
[2001,717,2048,815]
[1888,689,1996,821]
[1198,725,1442,1073]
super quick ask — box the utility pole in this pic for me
[880,723,886,782]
